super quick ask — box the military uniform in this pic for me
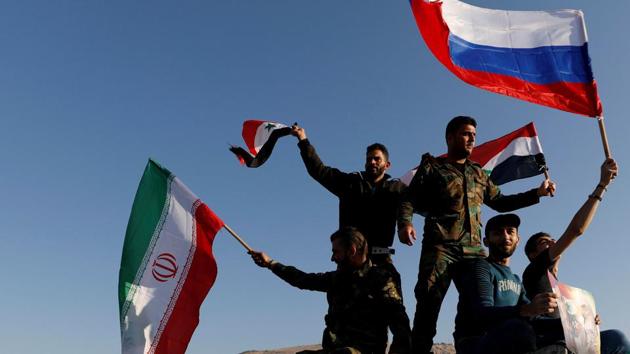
[270,260,412,354]
[397,154,540,353]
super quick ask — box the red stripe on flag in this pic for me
[154,203,224,354]
[242,120,265,155]
[469,122,538,166]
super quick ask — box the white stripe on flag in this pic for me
[122,177,199,354]
[442,0,587,48]
[253,122,287,153]
[481,136,543,171]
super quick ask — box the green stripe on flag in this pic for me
[118,159,172,316]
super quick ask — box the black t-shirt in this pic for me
[522,248,560,318]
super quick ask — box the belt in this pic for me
[370,246,395,255]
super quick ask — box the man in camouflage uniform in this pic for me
[290,124,410,289]
[396,116,556,353]
[250,227,411,354]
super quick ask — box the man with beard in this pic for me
[522,158,630,354]
[249,227,412,354]
[291,124,408,287]
[396,116,556,353]
[453,214,563,354]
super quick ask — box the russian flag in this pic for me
[400,122,547,186]
[410,0,602,117]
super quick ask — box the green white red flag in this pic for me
[119,159,224,354]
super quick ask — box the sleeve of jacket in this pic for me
[269,262,332,292]
[397,153,433,228]
[466,259,523,325]
[378,272,412,353]
[483,176,540,212]
[297,139,350,197]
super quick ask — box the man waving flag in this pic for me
[119,159,224,354]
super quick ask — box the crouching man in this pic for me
[453,214,565,354]
[249,227,411,354]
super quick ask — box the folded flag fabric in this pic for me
[119,159,224,354]
[230,120,292,167]
[410,0,602,117]
[401,122,546,186]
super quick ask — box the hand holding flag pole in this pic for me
[543,168,555,197]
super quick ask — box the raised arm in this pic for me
[547,158,618,261]
[292,124,349,196]
[249,250,332,292]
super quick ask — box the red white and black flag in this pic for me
[229,120,292,167]
[401,122,547,185]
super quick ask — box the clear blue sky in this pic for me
[2,1,629,353]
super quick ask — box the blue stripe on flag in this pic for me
[448,34,594,85]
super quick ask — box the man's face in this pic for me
[364,149,390,180]
[486,225,520,259]
[533,236,556,258]
[447,124,476,158]
[331,238,351,270]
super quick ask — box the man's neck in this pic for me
[446,153,467,165]
[488,254,510,266]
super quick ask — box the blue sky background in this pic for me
[1,1,629,353]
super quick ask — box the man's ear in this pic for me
[348,244,358,257]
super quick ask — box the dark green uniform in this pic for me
[397,154,540,353]
[270,260,412,354]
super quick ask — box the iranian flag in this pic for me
[229,120,292,167]
[119,159,224,354]
[401,122,546,185]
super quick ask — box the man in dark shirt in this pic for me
[291,124,408,281]
[249,227,412,354]
[454,214,562,354]
[523,158,630,354]
[396,116,556,353]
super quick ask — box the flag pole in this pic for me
[597,116,612,158]
[223,224,253,252]
[543,168,554,197]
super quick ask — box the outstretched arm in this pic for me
[548,158,618,261]
[292,124,349,196]
[249,250,332,292]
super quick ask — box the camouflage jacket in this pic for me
[298,139,406,249]
[398,154,540,250]
[270,260,411,354]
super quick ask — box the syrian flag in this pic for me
[119,159,224,354]
[229,120,292,167]
[401,122,547,186]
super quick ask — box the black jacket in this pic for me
[298,139,406,248]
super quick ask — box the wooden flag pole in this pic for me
[543,168,554,197]
[223,224,253,252]
[597,116,612,158]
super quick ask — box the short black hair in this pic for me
[366,143,389,161]
[330,227,368,256]
[484,214,520,238]
[446,116,477,138]
[525,232,552,261]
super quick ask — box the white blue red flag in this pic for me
[230,120,292,167]
[401,122,547,186]
[410,0,602,117]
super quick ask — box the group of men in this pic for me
[248,116,628,354]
